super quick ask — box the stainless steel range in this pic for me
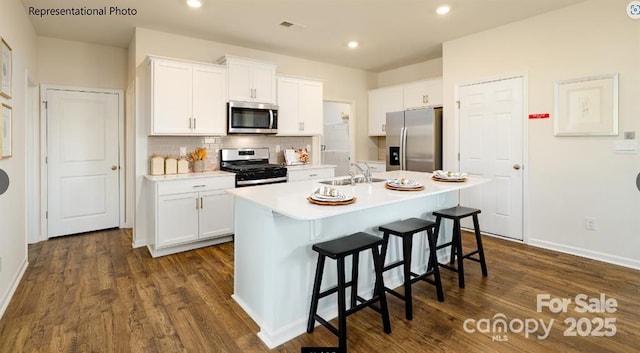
[220,148,288,187]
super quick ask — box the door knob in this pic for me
[513,164,521,170]
[111,166,118,170]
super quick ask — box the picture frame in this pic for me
[553,73,618,136]
[0,37,11,99]
[1,103,11,158]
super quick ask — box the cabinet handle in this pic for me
[200,197,204,209]
[309,173,318,177]
[425,95,429,104]
[193,184,206,188]
[189,118,192,129]
[194,118,197,130]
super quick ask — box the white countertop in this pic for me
[145,170,234,181]
[226,170,491,221]
[285,164,337,170]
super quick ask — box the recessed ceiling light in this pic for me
[187,0,202,8]
[347,41,359,49]
[436,5,450,15]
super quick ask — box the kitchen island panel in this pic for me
[232,186,459,348]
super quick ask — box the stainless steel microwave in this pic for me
[227,101,278,134]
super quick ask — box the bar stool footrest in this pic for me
[438,263,459,273]
[313,315,339,336]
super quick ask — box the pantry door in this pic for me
[46,88,121,237]
[458,76,524,241]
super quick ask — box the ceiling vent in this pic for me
[279,20,306,29]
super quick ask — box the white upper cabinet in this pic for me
[403,78,443,109]
[277,76,323,136]
[220,56,277,104]
[368,77,443,136]
[191,64,227,135]
[149,57,226,136]
[368,85,403,136]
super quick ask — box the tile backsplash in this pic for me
[148,135,313,170]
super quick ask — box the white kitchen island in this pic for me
[226,170,490,348]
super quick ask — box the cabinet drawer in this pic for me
[288,168,335,182]
[157,176,235,195]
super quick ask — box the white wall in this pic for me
[37,37,127,89]
[0,1,38,317]
[377,57,443,87]
[443,0,640,267]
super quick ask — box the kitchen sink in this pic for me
[318,177,387,186]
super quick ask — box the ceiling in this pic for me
[22,0,586,72]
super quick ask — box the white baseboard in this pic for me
[132,238,147,248]
[0,258,28,320]
[528,238,640,270]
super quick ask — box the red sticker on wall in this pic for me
[529,113,550,119]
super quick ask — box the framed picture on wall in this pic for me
[1,103,11,158]
[0,37,11,99]
[554,73,618,136]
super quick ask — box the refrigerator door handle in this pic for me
[400,126,407,170]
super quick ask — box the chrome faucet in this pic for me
[351,162,372,183]
[348,171,356,185]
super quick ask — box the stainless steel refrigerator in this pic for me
[386,107,443,172]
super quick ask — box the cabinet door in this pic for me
[403,80,429,110]
[157,192,199,248]
[199,190,234,240]
[300,81,323,135]
[426,77,443,107]
[192,64,227,135]
[227,60,253,102]
[252,63,277,104]
[276,77,301,135]
[368,86,403,136]
[151,60,192,134]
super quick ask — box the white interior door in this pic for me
[459,77,524,240]
[47,89,120,237]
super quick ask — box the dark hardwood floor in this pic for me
[0,228,638,353]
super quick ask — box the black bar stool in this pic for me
[378,218,444,320]
[431,206,488,288]
[307,232,391,353]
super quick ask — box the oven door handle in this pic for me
[236,176,288,186]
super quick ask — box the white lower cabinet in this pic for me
[157,192,200,248]
[287,166,335,182]
[199,190,234,239]
[147,175,235,257]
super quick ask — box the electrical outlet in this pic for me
[585,217,596,231]
[179,146,187,157]
[275,145,281,153]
